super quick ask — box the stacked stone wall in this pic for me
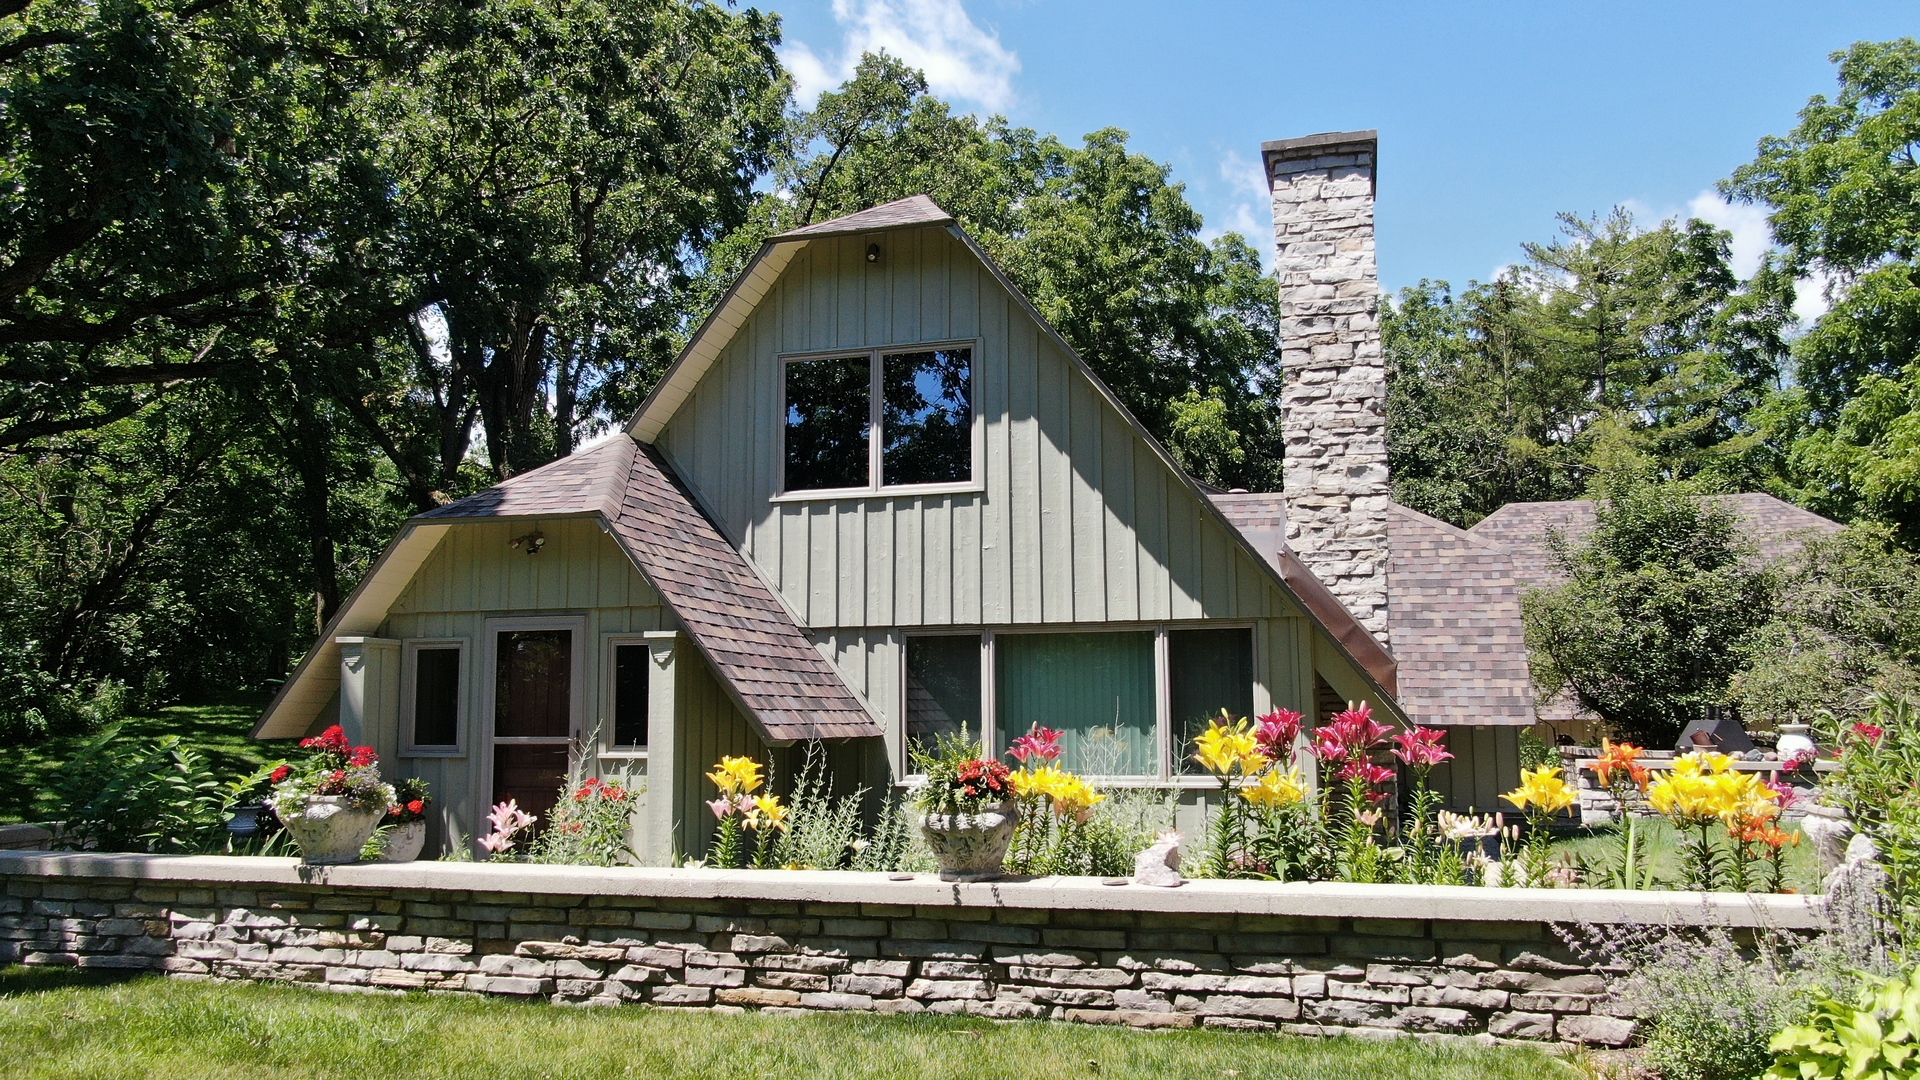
[0,867,1654,1047]
[1266,131,1391,645]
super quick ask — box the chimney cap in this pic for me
[1260,130,1378,158]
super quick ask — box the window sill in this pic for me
[772,482,985,505]
[598,750,650,760]
[400,748,465,759]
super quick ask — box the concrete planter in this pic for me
[920,802,1018,882]
[379,820,427,863]
[280,797,385,865]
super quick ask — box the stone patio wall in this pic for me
[0,853,1823,1048]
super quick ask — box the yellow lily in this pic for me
[1502,765,1577,817]
[745,794,788,833]
[706,755,764,797]
[1241,768,1307,809]
[1192,719,1268,777]
[1048,774,1107,822]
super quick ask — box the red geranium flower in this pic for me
[1851,722,1885,744]
[348,746,377,768]
[407,799,425,815]
[270,765,291,784]
[301,725,351,753]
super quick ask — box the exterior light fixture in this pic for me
[511,531,546,555]
[866,243,881,263]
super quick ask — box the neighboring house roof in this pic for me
[1209,493,1534,726]
[1469,492,1844,592]
[1465,492,1844,725]
[769,194,954,239]
[256,436,883,745]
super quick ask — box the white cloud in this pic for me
[1686,191,1772,280]
[782,0,1020,112]
[1196,149,1273,267]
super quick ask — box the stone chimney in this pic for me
[1263,130,1390,647]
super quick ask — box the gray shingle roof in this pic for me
[770,195,953,240]
[421,437,882,744]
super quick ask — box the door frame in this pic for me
[478,614,588,837]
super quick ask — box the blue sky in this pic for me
[770,0,1912,312]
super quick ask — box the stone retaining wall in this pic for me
[0,853,1823,1048]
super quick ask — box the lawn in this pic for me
[0,967,1584,1080]
[1550,814,1824,893]
[0,692,293,825]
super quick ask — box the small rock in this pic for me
[1133,832,1184,888]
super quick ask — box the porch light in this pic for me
[511,531,546,555]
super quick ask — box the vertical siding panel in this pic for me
[953,493,981,625]
[1101,409,1137,623]
[922,231,949,341]
[1134,442,1170,621]
[980,275,1011,625]
[896,500,923,624]
[836,235,862,350]
[866,497,894,626]
[1008,313,1041,623]
[808,502,837,626]
[1036,343,1074,622]
[1067,374,1105,623]
[949,241,978,339]
[780,504,808,622]
[893,229,921,344]
[1199,512,1234,618]
[865,234,889,346]
[839,503,865,628]
[924,498,953,624]
[1166,483,1200,620]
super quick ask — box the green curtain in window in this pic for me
[996,632,1155,776]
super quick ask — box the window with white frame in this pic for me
[402,640,465,753]
[782,344,974,494]
[903,625,1257,778]
[606,639,650,751]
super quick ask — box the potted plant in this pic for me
[913,730,1017,881]
[267,726,395,865]
[377,778,432,862]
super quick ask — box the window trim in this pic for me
[775,339,984,500]
[400,638,468,757]
[899,620,1260,782]
[600,633,654,759]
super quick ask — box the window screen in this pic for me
[906,635,981,762]
[1170,627,1254,774]
[495,630,571,738]
[997,632,1156,775]
[784,354,871,491]
[411,647,461,748]
[882,347,971,485]
[612,644,649,748]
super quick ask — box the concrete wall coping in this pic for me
[0,851,1823,929]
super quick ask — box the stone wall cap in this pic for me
[0,851,1822,928]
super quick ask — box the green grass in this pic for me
[0,967,1582,1080]
[1551,815,1823,892]
[0,692,293,825]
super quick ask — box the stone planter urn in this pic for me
[378,820,427,863]
[920,802,1018,882]
[279,797,385,865]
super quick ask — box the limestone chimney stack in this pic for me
[1263,130,1390,647]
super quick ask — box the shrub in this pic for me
[1823,693,1920,958]
[529,754,641,867]
[49,724,278,853]
[1763,967,1920,1080]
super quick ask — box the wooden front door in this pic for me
[491,628,574,828]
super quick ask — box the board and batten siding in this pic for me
[377,517,765,857]
[657,226,1311,638]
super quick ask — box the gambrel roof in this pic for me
[256,437,883,744]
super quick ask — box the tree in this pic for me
[1522,468,1775,745]
[1383,210,1794,527]
[1724,39,1920,542]
[1731,523,1920,725]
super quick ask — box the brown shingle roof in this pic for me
[770,195,953,239]
[1386,504,1536,726]
[1469,493,1845,592]
[420,438,881,744]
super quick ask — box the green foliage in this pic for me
[528,750,642,867]
[768,741,917,872]
[1382,209,1792,528]
[47,724,278,853]
[1517,729,1559,769]
[1765,968,1920,1080]
[1522,467,1774,745]
[1825,694,1920,958]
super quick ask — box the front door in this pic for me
[491,627,575,829]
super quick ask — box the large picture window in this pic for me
[781,343,975,494]
[905,625,1261,779]
[998,632,1157,776]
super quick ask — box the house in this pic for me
[251,132,1567,859]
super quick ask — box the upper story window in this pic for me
[783,344,974,494]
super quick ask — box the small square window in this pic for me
[410,646,461,749]
[906,635,981,762]
[883,347,971,485]
[611,644,649,748]
[785,354,871,491]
